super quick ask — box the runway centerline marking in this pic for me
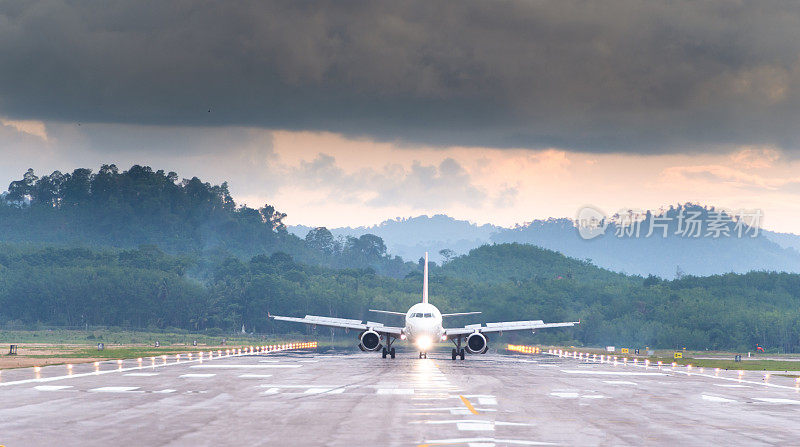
[459,395,479,415]
[180,373,216,378]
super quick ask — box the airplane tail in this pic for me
[422,251,429,304]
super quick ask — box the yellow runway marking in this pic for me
[459,395,479,415]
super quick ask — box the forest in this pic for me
[2,165,800,352]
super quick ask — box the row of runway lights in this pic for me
[12,342,318,380]
[507,345,800,389]
[507,344,542,354]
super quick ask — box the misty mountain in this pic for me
[292,208,800,277]
[290,214,500,264]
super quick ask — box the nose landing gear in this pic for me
[419,352,428,359]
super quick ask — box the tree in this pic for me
[260,204,287,231]
[306,227,336,254]
[439,248,456,263]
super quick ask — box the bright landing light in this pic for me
[415,336,433,351]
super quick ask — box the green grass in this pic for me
[650,357,800,371]
[0,328,281,345]
[543,345,800,371]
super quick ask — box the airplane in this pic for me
[270,252,579,360]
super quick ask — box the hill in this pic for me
[294,208,800,277]
[0,165,413,278]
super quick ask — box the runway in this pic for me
[2,348,800,446]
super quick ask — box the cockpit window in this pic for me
[410,313,423,318]
[423,313,432,318]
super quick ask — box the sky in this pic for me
[2,1,800,232]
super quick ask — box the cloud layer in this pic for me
[2,1,800,153]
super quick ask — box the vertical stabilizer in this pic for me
[423,252,429,304]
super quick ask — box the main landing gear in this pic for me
[451,336,465,360]
[382,337,396,359]
[419,352,428,359]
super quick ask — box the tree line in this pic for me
[2,166,800,352]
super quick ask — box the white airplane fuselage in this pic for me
[403,302,444,352]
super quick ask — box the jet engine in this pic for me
[359,330,382,351]
[465,332,488,354]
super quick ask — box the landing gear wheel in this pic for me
[459,349,465,360]
[382,348,387,359]
[390,348,396,359]
[419,352,423,359]
[452,348,458,360]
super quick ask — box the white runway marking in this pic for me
[125,373,159,377]
[551,391,606,399]
[263,387,280,395]
[154,389,176,394]
[378,388,414,395]
[258,384,345,389]
[702,394,737,403]
[561,370,665,376]
[478,397,497,406]
[420,438,555,446]
[89,386,140,393]
[457,422,494,431]
[239,374,273,378]
[423,420,533,432]
[551,392,579,398]
[753,398,800,404]
[191,364,300,369]
[34,385,72,391]
[714,384,750,388]
[304,387,345,394]
[603,380,637,385]
[180,373,216,378]
[425,407,498,415]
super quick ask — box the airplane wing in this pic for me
[368,309,406,316]
[441,311,482,317]
[271,314,403,337]
[444,320,579,338]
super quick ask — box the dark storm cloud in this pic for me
[2,0,800,153]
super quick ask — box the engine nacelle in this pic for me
[465,332,488,354]
[359,330,382,351]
